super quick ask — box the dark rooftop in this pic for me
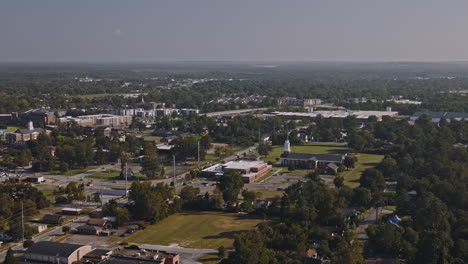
[281,152,345,163]
[100,257,162,264]
[84,248,112,257]
[24,241,87,258]
[17,128,46,134]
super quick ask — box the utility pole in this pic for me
[197,140,200,169]
[21,200,24,243]
[125,162,128,196]
[172,155,176,187]
[100,182,103,208]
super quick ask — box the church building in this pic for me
[280,139,346,173]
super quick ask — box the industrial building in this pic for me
[22,241,93,264]
[269,109,398,121]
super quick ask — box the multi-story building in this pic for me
[279,97,322,107]
[59,114,132,128]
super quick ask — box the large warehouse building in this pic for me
[23,241,93,264]
[269,109,398,121]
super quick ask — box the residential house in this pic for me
[87,218,108,228]
[77,225,103,236]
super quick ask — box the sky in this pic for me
[1,0,468,62]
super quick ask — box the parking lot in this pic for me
[175,170,307,195]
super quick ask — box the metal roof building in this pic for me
[23,241,92,264]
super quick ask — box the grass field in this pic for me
[254,171,274,183]
[124,211,264,249]
[254,189,284,199]
[40,188,55,196]
[125,129,154,134]
[258,143,348,164]
[257,143,382,188]
[340,154,384,188]
[198,254,221,264]
[6,126,21,133]
[86,170,120,179]
[48,165,100,176]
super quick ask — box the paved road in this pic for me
[141,244,217,264]
[356,207,376,242]
[356,207,393,242]
[204,108,268,117]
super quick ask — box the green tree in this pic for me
[180,186,200,201]
[140,142,160,179]
[359,168,385,194]
[218,171,244,206]
[343,156,356,169]
[226,231,278,264]
[3,248,17,264]
[218,245,227,259]
[333,176,344,188]
[257,142,273,156]
[23,239,34,248]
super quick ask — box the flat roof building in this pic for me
[201,160,272,183]
[59,114,132,128]
[270,110,398,121]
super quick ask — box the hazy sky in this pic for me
[1,0,468,62]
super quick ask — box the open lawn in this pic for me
[258,143,348,164]
[198,254,221,264]
[48,165,100,176]
[86,170,120,179]
[123,211,264,249]
[254,189,284,199]
[40,188,55,196]
[254,171,274,183]
[125,129,154,134]
[257,143,382,188]
[340,154,384,188]
[6,126,21,133]
[40,188,57,201]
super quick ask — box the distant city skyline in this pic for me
[2,0,468,62]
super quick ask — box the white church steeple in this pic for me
[27,120,34,131]
[284,138,291,154]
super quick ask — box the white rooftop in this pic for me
[271,110,398,119]
[223,160,267,170]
